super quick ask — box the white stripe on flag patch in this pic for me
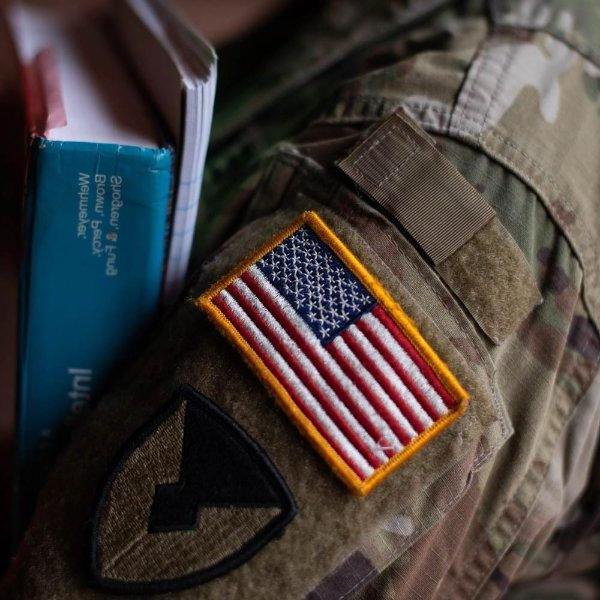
[247,266,403,455]
[328,336,418,444]
[346,323,434,431]
[217,289,375,480]
[361,312,450,418]
[228,278,389,466]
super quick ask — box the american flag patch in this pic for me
[198,212,469,495]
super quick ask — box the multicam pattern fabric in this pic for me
[201,0,600,595]
[3,1,600,599]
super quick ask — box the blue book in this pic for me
[9,4,174,520]
[19,140,172,479]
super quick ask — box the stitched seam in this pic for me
[349,125,419,188]
[479,41,519,143]
[456,39,516,140]
[455,37,491,137]
[484,127,599,290]
[487,129,581,224]
[450,393,576,597]
[350,125,400,167]
[375,140,418,187]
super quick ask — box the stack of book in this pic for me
[6,0,216,525]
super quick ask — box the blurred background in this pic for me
[0,0,26,572]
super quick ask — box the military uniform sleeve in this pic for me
[0,108,534,598]
[3,1,600,598]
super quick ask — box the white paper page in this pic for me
[118,0,216,303]
[9,4,161,147]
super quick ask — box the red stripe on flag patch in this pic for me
[213,291,374,480]
[339,328,428,435]
[226,280,385,470]
[371,306,458,411]
[240,270,399,459]
[325,340,415,448]
[198,211,469,495]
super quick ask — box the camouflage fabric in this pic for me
[3,0,600,598]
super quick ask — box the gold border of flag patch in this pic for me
[197,211,469,496]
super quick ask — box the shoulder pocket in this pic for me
[336,110,542,344]
[195,184,513,596]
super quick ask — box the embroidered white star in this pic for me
[258,227,373,340]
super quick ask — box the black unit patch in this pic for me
[89,385,297,594]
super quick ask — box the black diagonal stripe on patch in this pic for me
[89,385,297,595]
[149,387,286,532]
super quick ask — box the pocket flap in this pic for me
[337,110,542,343]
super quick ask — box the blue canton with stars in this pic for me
[256,226,376,343]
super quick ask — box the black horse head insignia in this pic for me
[90,385,297,594]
